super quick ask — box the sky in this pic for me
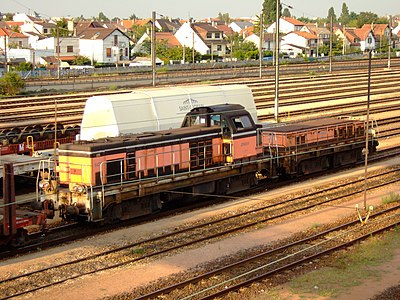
[1,0,399,20]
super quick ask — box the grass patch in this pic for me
[288,230,400,298]
[131,247,145,255]
[382,192,400,204]
[311,223,321,229]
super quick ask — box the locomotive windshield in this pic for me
[231,115,253,131]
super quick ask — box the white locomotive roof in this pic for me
[80,84,258,140]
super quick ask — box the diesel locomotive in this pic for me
[36,104,378,223]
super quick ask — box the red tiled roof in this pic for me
[215,24,234,36]
[354,27,372,40]
[361,24,388,36]
[156,32,181,47]
[241,26,254,37]
[135,19,151,27]
[293,31,317,39]
[120,20,135,29]
[0,28,28,38]
[282,17,305,26]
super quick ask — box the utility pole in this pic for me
[388,16,392,69]
[363,49,372,210]
[151,11,156,86]
[3,35,7,73]
[274,0,280,122]
[259,11,264,78]
[329,15,333,73]
[56,27,60,79]
[192,32,195,64]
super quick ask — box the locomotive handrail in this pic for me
[99,161,106,210]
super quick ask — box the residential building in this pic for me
[244,32,275,51]
[175,22,227,57]
[229,21,254,33]
[266,17,305,34]
[302,24,331,46]
[35,36,80,56]
[133,31,181,54]
[0,28,29,49]
[78,28,130,64]
[281,31,318,56]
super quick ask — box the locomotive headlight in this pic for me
[71,184,86,194]
[77,185,85,193]
[39,180,50,191]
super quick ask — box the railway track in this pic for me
[138,205,400,300]
[1,162,399,299]
[1,66,399,148]
[2,67,400,128]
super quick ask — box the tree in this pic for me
[262,0,282,25]
[4,13,13,21]
[282,8,291,18]
[72,56,91,65]
[97,12,109,21]
[52,18,69,37]
[339,2,350,25]
[356,12,378,28]
[0,72,25,96]
[129,13,138,20]
[131,24,149,42]
[15,62,33,71]
[327,7,337,22]
[233,41,258,60]
[217,12,231,24]
[252,14,263,36]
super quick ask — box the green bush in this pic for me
[0,72,26,95]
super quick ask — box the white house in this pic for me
[78,28,130,64]
[35,36,80,56]
[175,22,210,55]
[244,32,275,51]
[280,43,304,58]
[393,25,400,35]
[0,28,29,49]
[266,17,305,34]
[281,31,318,56]
[229,21,254,33]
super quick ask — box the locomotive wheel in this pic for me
[105,203,122,223]
[11,229,29,247]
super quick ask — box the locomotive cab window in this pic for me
[231,115,252,131]
[210,114,221,126]
[183,115,207,127]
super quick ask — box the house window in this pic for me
[367,37,372,44]
[206,32,212,39]
[106,48,112,57]
[44,28,48,34]
[125,48,128,56]
[67,45,73,53]
[217,45,222,51]
[114,35,118,46]
[215,32,221,38]
[18,41,22,48]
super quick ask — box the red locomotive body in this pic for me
[36,104,378,223]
